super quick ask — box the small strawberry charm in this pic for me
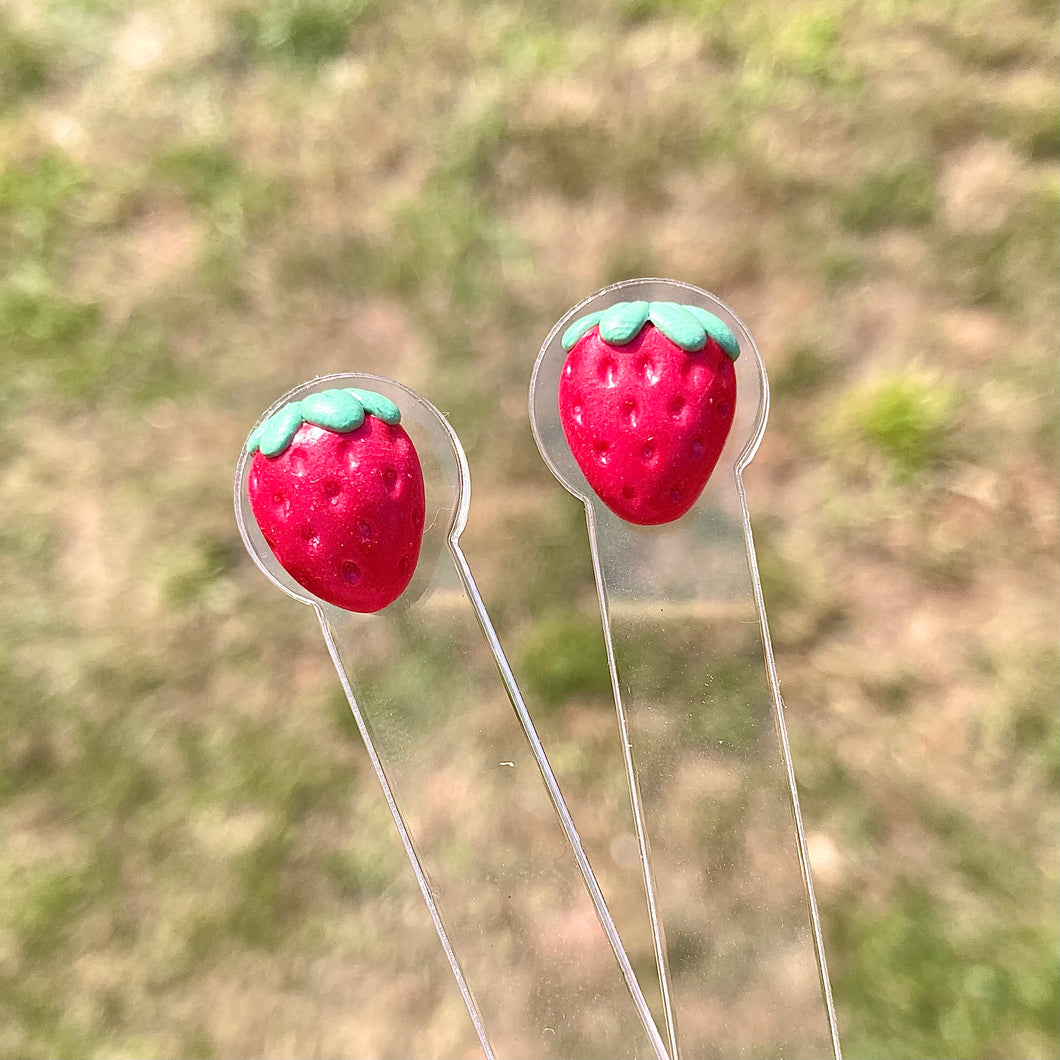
[245,387,425,613]
[558,300,739,525]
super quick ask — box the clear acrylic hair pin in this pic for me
[234,373,669,1060]
[529,280,843,1060]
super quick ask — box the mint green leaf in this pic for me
[561,310,605,351]
[599,301,650,345]
[258,402,304,457]
[648,302,707,351]
[347,388,401,424]
[245,423,265,455]
[302,388,366,432]
[683,305,740,360]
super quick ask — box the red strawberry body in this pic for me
[246,391,425,613]
[558,302,738,525]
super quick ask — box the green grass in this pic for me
[0,0,1056,1054]
[826,370,961,481]
[799,727,1060,1057]
[513,609,612,711]
[0,288,189,408]
[837,162,936,234]
[158,534,243,610]
[228,0,377,67]
[0,15,52,110]
[977,644,1060,791]
[151,143,288,225]
[831,880,1059,1059]
[769,342,842,400]
[0,152,85,268]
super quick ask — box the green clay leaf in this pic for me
[648,302,707,351]
[246,423,264,455]
[683,305,740,360]
[301,388,366,432]
[562,297,738,355]
[258,402,305,457]
[599,301,650,345]
[561,310,605,351]
[347,388,401,424]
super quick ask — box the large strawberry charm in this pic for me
[558,300,739,525]
[245,387,425,613]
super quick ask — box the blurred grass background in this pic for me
[0,0,1057,1056]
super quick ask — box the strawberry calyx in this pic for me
[561,300,740,360]
[246,387,401,458]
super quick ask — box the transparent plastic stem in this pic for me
[451,545,667,1060]
[236,374,668,1060]
[317,611,494,1058]
[530,281,842,1060]
[586,500,681,1060]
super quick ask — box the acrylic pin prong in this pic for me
[235,373,669,1060]
[530,280,842,1060]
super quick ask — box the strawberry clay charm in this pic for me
[534,287,844,1059]
[558,300,739,525]
[245,387,425,613]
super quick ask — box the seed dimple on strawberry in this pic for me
[245,388,425,613]
[558,300,739,526]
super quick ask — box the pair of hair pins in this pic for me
[234,279,842,1060]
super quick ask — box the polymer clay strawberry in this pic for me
[558,300,739,526]
[245,388,425,613]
